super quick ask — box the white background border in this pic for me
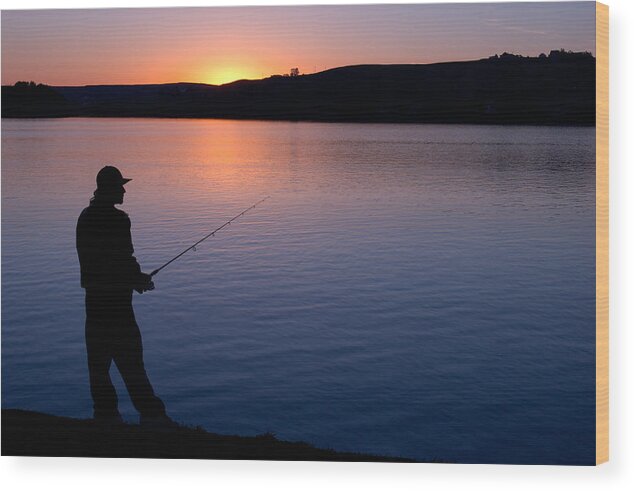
[1,0,631,489]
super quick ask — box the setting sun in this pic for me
[201,65,263,85]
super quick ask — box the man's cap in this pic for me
[96,166,132,189]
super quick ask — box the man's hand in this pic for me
[134,273,155,294]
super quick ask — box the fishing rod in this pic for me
[149,196,270,277]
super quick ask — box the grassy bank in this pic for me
[1,409,413,462]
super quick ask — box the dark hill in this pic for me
[1,409,414,462]
[1,81,75,117]
[1,53,595,125]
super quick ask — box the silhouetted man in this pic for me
[76,166,169,425]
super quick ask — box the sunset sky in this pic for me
[1,2,596,86]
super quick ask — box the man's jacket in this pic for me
[76,201,144,291]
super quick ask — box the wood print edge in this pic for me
[595,0,609,466]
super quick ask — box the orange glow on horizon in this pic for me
[1,5,597,87]
[200,65,263,86]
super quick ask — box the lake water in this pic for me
[1,118,595,464]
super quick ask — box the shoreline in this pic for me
[1,409,415,462]
[0,115,596,128]
[2,55,596,126]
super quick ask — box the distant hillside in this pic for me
[2,51,596,125]
[1,81,76,117]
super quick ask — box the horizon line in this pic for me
[2,49,595,88]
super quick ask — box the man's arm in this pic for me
[117,213,154,293]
